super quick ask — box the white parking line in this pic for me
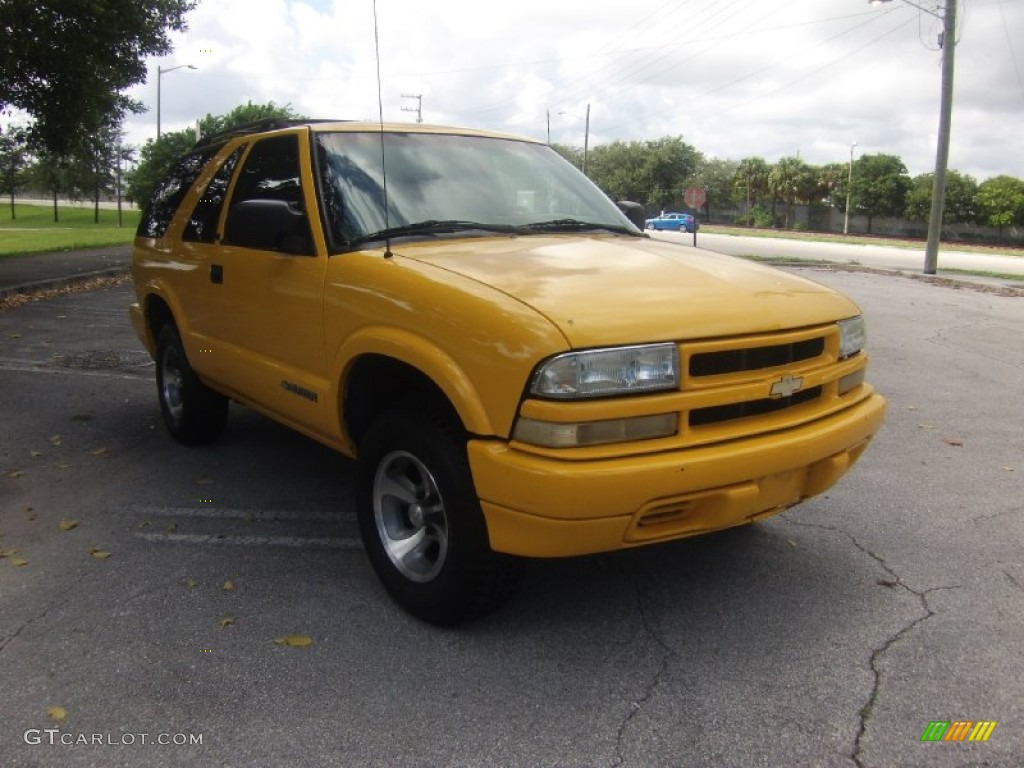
[131,505,353,523]
[135,532,362,549]
[0,359,153,380]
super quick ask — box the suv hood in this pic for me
[395,235,860,348]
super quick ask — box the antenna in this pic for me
[372,0,393,258]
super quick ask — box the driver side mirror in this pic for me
[616,201,646,232]
[223,199,313,255]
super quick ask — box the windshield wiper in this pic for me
[515,218,637,235]
[351,220,515,246]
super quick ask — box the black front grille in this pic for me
[689,338,824,377]
[689,386,822,427]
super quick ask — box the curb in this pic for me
[0,266,131,301]
[781,262,1024,297]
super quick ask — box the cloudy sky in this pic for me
[128,0,1023,181]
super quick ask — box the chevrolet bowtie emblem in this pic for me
[769,374,804,399]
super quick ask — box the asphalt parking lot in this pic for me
[1,268,1022,767]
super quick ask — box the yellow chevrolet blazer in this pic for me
[130,119,886,624]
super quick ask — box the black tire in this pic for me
[356,407,520,625]
[155,323,228,445]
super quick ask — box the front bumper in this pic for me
[469,392,886,557]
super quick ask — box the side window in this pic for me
[137,145,219,238]
[223,134,313,254]
[182,145,245,243]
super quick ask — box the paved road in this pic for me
[1,271,1022,767]
[650,230,1024,277]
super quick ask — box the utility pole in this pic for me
[401,93,423,123]
[924,0,956,275]
[870,0,956,274]
[583,103,590,176]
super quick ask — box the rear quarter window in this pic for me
[136,145,220,239]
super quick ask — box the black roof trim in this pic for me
[193,118,349,148]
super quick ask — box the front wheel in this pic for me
[155,324,228,445]
[356,407,520,625]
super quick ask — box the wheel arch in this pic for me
[138,286,189,357]
[337,330,496,448]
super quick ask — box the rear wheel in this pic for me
[356,407,520,625]
[155,324,228,445]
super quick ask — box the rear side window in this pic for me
[182,145,246,243]
[137,145,219,238]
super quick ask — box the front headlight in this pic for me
[838,316,866,359]
[529,343,679,399]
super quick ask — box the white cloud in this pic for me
[122,0,1024,181]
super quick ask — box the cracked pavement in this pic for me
[1,270,1021,767]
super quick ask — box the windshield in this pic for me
[314,131,637,248]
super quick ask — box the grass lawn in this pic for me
[0,203,140,257]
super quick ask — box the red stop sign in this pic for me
[684,187,706,209]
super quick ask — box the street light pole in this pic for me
[844,141,858,235]
[870,0,956,274]
[157,64,197,139]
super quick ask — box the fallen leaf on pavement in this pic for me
[0,548,18,558]
[8,470,24,479]
[88,546,112,560]
[90,447,109,457]
[47,706,67,721]
[10,556,29,567]
[59,519,79,531]
[942,437,964,447]
[218,616,235,630]
[49,435,62,446]
[274,634,313,648]
[222,580,235,591]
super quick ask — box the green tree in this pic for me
[735,156,770,213]
[69,122,127,223]
[0,0,197,156]
[0,125,30,219]
[28,150,70,222]
[905,170,979,227]
[817,163,847,209]
[849,154,911,233]
[551,143,583,169]
[585,136,700,211]
[685,157,738,220]
[768,156,813,228]
[127,102,303,206]
[976,175,1024,239]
